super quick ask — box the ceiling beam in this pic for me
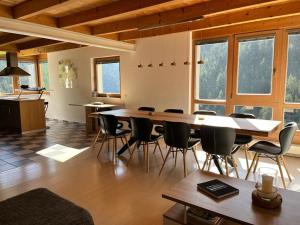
[13,0,69,19]
[58,0,177,28]
[18,42,83,56]
[119,0,300,40]
[17,39,61,50]
[0,33,26,46]
[92,0,281,35]
[0,17,135,52]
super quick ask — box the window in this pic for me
[237,36,275,95]
[285,32,300,103]
[94,57,120,97]
[195,40,228,100]
[39,61,49,90]
[0,59,13,94]
[235,106,272,120]
[195,104,225,116]
[18,61,37,87]
[284,108,300,129]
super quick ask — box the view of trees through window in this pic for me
[0,60,13,94]
[196,40,227,100]
[196,104,225,115]
[39,61,49,90]
[96,59,120,94]
[237,37,274,94]
[235,106,272,120]
[18,62,37,87]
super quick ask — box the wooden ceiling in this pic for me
[0,0,298,56]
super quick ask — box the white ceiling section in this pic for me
[0,16,136,52]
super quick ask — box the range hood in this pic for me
[0,52,30,76]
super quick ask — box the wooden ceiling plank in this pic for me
[92,0,285,35]
[17,39,61,50]
[13,0,69,19]
[58,0,177,28]
[119,0,300,40]
[0,33,26,45]
[0,4,12,18]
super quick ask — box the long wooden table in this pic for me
[91,109,281,137]
[162,171,300,225]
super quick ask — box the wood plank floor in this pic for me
[1,120,300,225]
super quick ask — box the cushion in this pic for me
[249,141,281,155]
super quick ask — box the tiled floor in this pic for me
[0,119,94,173]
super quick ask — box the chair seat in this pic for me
[235,134,253,145]
[154,125,164,134]
[249,141,281,155]
[115,129,131,136]
[188,138,200,148]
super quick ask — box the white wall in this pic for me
[47,32,192,123]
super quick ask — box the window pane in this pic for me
[18,61,37,87]
[285,33,300,103]
[235,105,272,120]
[39,61,49,90]
[196,41,228,100]
[0,59,13,93]
[195,104,225,116]
[237,37,274,94]
[284,108,300,129]
[96,61,120,94]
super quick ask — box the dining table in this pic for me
[90,109,281,174]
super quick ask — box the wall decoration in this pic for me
[58,59,78,88]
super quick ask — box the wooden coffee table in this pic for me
[162,171,300,225]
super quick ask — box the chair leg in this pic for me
[156,140,164,161]
[244,145,250,170]
[231,155,239,179]
[276,156,287,189]
[123,135,132,155]
[92,129,101,148]
[159,147,172,176]
[107,138,110,152]
[97,135,106,158]
[146,143,150,173]
[253,155,260,174]
[183,148,188,177]
[245,153,258,180]
[174,149,178,167]
[112,137,117,164]
[120,137,125,146]
[202,154,209,171]
[208,155,213,171]
[192,147,200,170]
[280,155,292,182]
[225,156,229,176]
[127,142,137,166]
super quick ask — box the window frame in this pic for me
[93,56,121,98]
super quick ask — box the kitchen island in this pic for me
[0,98,46,134]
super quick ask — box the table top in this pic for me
[162,171,300,225]
[69,103,120,108]
[90,109,281,137]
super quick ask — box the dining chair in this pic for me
[229,113,255,170]
[159,121,200,177]
[200,125,239,178]
[127,117,163,172]
[190,110,217,139]
[245,122,297,189]
[96,114,131,163]
[138,106,155,112]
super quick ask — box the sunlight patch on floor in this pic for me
[37,144,88,162]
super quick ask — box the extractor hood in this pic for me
[0,52,30,76]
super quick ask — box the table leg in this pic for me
[213,155,224,175]
[117,136,136,155]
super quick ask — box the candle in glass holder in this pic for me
[262,174,274,193]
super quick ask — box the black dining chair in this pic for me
[200,125,239,178]
[159,121,200,177]
[229,113,255,170]
[97,114,131,163]
[127,117,163,172]
[245,122,297,189]
[154,108,184,135]
[190,110,217,139]
[138,106,155,112]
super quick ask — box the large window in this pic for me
[195,104,225,116]
[39,61,49,90]
[18,61,37,87]
[94,56,121,97]
[195,40,228,100]
[0,59,13,94]
[237,36,275,95]
[235,106,272,120]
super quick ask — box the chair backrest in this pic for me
[279,122,298,155]
[138,107,155,112]
[229,113,255,119]
[164,108,184,114]
[200,125,236,156]
[130,117,153,142]
[163,121,190,149]
[193,110,217,116]
[98,114,118,136]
